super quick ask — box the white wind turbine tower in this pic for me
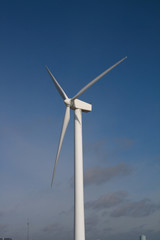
[46,56,127,240]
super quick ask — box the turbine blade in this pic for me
[71,56,127,100]
[51,106,70,186]
[46,66,68,100]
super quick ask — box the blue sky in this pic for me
[0,1,160,240]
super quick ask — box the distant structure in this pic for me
[140,235,146,240]
[27,219,29,240]
[0,238,12,240]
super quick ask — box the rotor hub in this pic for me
[64,98,71,106]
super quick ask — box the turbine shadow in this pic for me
[75,114,81,124]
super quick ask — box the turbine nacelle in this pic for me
[64,98,92,112]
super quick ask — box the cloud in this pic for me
[42,222,72,240]
[86,214,98,231]
[0,224,8,233]
[0,211,4,217]
[84,139,106,155]
[111,198,160,217]
[43,223,61,232]
[114,137,134,150]
[84,163,132,186]
[85,191,128,210]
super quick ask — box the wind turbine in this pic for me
[46,56,127,240]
